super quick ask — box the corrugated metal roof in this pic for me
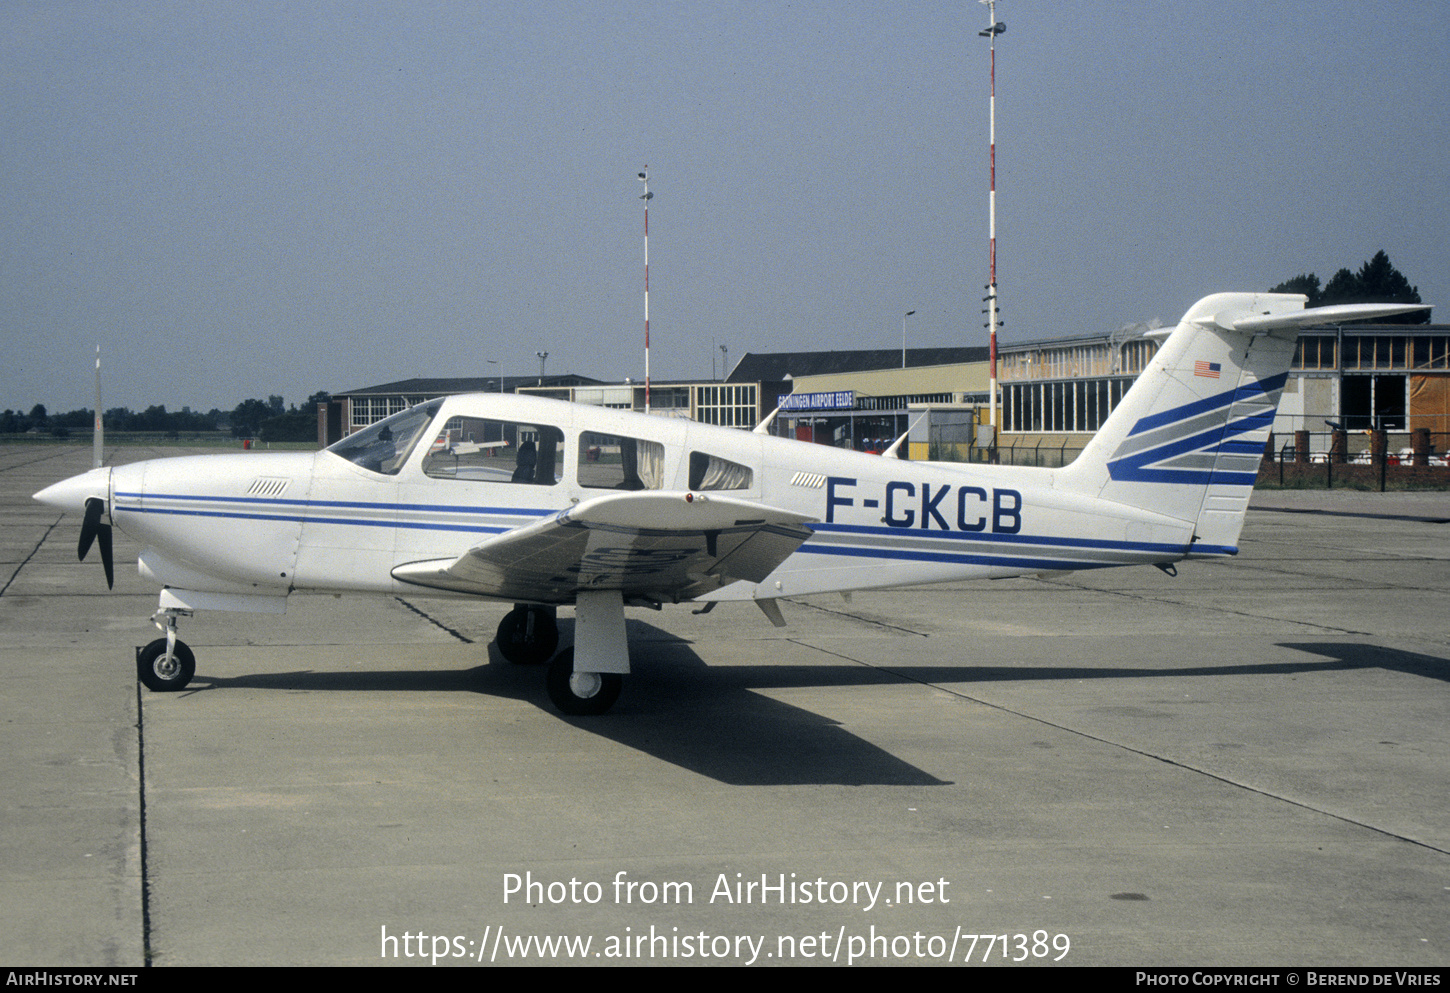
[334,374,602,396]
[727,347,988,384]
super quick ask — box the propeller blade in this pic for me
[79,497,103,561]
[98,521,114,590]
[79,496,114,589]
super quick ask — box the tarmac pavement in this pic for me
[2,445,1446,967]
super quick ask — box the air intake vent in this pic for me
[246,477,291,498]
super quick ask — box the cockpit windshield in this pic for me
[327,399,443,475]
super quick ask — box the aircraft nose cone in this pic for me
[33,467,110,514]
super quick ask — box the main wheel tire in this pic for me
[545,648,621,716]
[495,606,560,665]
[137,638,196,692]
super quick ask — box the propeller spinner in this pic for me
[34,466,114,590]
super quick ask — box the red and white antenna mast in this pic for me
[980,1,1005,440]
[638,167,653,414]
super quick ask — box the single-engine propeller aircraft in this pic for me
[35,293,1428,715]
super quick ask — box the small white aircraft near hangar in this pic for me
[35,293,1427,715]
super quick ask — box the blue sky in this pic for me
[4,1,1447,412]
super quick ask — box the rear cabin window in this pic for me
[422,417,563,485]
[578,432,665,490]
[689,451,752,490]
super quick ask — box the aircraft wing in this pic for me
[391,491,816,604]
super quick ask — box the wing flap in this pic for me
[392,490,815,603]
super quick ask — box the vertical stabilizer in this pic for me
[1058,293,1428,556]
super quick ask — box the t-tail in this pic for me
[1057,292,1429,557]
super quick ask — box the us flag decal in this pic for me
[1195,360,1221,379]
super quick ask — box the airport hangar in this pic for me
[320,319,1450,462]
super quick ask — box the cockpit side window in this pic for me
[328,400,443,475]
[422,416,563,485]
[578,431,665,490]
[688,451,753,490]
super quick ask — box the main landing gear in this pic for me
[494,604,559,665]
[497,593,630,717]
[545,648,622,717]
[137,605,196,692]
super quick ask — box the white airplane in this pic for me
[34,293,1427,715]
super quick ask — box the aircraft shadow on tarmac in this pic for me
[1273,642,1450,683]
[171,623,948,787]
[161,626,1448,786]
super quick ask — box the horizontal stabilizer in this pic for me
[1209,302,1429,335]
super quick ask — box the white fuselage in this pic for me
[98,393,1197,606]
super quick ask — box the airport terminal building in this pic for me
[324,320,1450,462]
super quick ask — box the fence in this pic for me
[1260,429,1449,491]
[992,437,1086,468]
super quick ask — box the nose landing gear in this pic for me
[138,605,195,692]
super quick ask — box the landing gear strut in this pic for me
[494,604,559,665]
[138,606,196,692]
[540,590,629,716]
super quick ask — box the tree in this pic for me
[1271,251,1426,324]
[230,398,274,439]
[1268,273,1322,307]
[258,405,317,443]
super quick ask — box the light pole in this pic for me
[980,1,1005,438]
[902,310,916,369]
[486,358,502,395]
[536,351,548,385]
[719,343,729,380]
[637,168,653,414]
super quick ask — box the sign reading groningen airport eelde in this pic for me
[778,390,855,412]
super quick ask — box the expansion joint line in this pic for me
[1,515,61,597]
[797,640,1450,859]
[1047,581,1386,640]
[782,597,929,637]
[135,683,154,966]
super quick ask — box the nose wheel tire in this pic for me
[545,648,621,716]
[137,638,196,692]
